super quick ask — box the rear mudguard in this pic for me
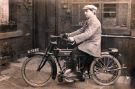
[27,52,57,80]
[101,48,122,65]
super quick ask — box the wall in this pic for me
[131,0,135,36]
[0,0,33,58]
[102,36,135,68]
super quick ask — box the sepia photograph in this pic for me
[0,0,135,89]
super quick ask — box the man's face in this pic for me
[84,9,94,19]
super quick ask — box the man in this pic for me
[65,5,102,81]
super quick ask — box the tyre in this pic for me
[90,55,121,85]
[21,55,53,87]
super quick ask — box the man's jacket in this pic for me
[69,16,101,57]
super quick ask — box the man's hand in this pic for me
[60,33,69,38]
[68,37,74,42]
[68,37,76,45]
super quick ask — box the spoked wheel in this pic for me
[21,55,53,87]
[90,55,121,85]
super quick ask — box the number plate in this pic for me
[27,48,39,54]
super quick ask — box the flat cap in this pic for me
[83,5,97,11]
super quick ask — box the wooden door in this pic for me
[33,0,57,49]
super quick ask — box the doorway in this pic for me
[32,0,58,49]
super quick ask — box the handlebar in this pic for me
[50,35,61,38]
[50,33,68,39]
[50,35,68,41]
[50,35,75,46]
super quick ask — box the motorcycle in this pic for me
[21,34,124,87]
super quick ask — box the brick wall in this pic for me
[0,0,33,58]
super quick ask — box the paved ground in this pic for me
[0,57,131,89]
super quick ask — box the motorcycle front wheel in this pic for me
[90,54,121,85]
[21,55,53,87]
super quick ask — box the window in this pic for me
[102,3,129,29]
[0,0,22,39]
[0,0,18,33]
[0,0,9,25]
[103,4,116,18]
[102,4,117,27]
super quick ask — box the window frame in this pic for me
[0,0,17,33]
[101,2,131,35]
[0,0,9,25]
[0,0,23,39]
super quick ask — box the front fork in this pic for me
[37,44,55,71]
[37,53,57,80]
[37,55,49,71]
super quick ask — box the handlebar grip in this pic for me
[50,35,61,38]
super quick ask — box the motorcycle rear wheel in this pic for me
[90,55,121,85]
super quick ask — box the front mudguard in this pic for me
[27,52,45,58]
[27,52,57,80]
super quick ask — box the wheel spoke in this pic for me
[96,59,104,69]
[103,57,106,66]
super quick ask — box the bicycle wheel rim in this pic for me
[21,55,53,87]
